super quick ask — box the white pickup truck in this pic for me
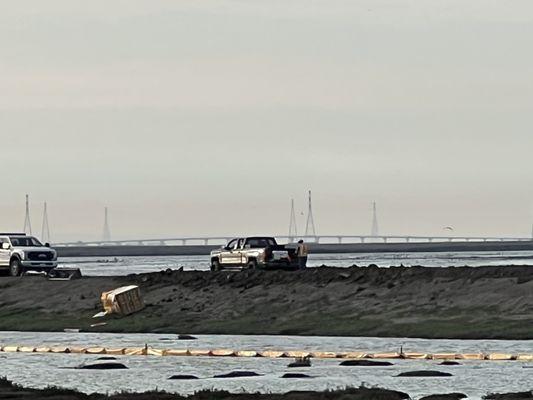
[210,236,298,271]
[0,233,58,276]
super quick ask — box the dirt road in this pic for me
[1,266,533,339]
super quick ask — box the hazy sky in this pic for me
[1,0,532,242]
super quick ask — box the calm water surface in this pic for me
[1,332,533,399]
[58,251,533,276]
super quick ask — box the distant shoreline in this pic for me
[55,240,533,257]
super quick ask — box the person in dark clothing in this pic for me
[296,239,309,269]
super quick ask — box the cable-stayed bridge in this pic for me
[22,193,533,248]
[54,234,532,247]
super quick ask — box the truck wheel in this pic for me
[246,260,257,270]
[9,259,22,277]
[211,260,221,272]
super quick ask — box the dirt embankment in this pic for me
[0,378,531,400]
[0,378,413,400]
[2,266,533,339]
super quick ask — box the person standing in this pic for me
[296,239,309,269]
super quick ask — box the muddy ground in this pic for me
[1,266,533,338]
[0,378,410,400]
[0,378,530,400]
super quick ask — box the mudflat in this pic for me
[1,266,533,339]
[0,377,531,400]
[0,378,417,400]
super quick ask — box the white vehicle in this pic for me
[210,236,298,271]
[0,233,58,276]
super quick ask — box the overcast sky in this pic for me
[1,0,532,242]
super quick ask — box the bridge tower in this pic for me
[41,202,51,243]
[371,201,379,236]
[23,194,32,235]
[288,198,298,241]
[305,190,316,237]
[102,207,111,242]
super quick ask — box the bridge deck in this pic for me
[54,235,532,247]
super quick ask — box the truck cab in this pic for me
[210,236,297,271]
[0,233,58,276]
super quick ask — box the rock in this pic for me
[397,370,452,377]
[340,360,394,366]
[78,362,128,370]
[484,392,533,400]
[288,356,312,368]
[178,334,197,340]
[96,356,117,361]
[213,371,262,378]
[439,361,461,366]
[344,388,409,400]
[168,375,199,380]
[420,394,467,400]
[282,373,313,379]
[288,362,311,368]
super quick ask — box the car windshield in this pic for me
[9,236,43,247]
